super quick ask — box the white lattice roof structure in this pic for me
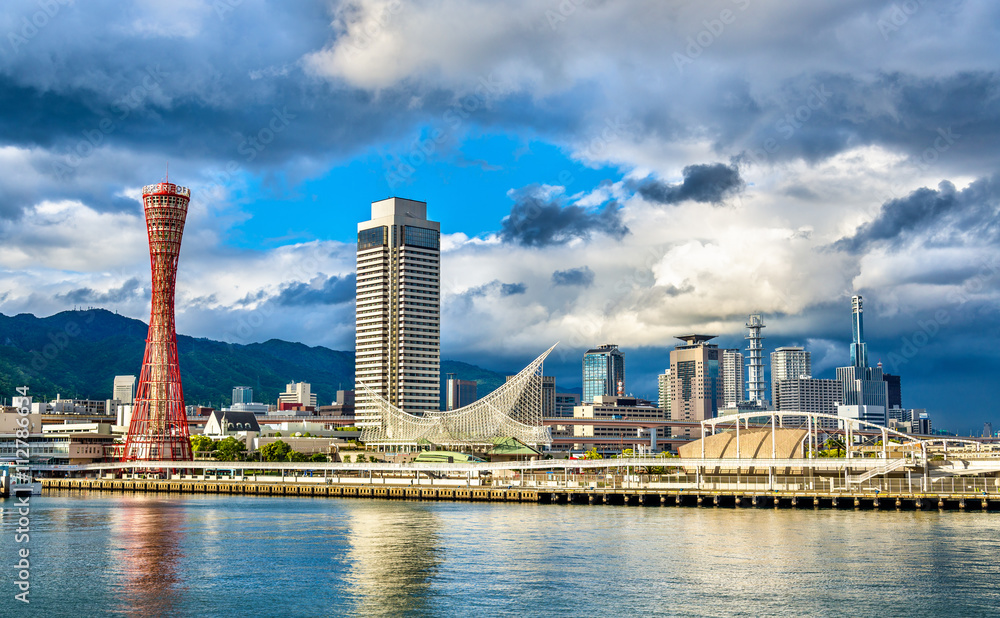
[359,344,556,447]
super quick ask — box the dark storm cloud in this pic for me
[733,71,1000,169]
[833,174,1000,253]
[500,282,527,296]
[56,277,143,304]
[275,274,356,306]
[631,163,744,205]
[0,2,453,218]
[499,185,628,247]
[552,266,595,287]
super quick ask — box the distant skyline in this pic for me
[0,1,998,430]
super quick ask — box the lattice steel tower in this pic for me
[123,181,193,462]
[745,314,766,405]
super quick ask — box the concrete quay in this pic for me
[41,478,1000,511]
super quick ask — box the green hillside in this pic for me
[0,309,508,408]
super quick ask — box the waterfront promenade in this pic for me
[37,455,1000,511]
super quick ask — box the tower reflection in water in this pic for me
[343,504,443,616]
[109,496,184,616]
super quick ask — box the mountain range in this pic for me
[0,309,511,408]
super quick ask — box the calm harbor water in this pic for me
[2,491,1000,617]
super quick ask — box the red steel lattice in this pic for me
[122,182,193,462]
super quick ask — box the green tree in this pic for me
[287,450,310,462]
[583,448,603,460]
[310,452,328,463]
[190,435,215,454]
[261,439,291,462]
[274,432,282,438]
[302,432,312,437]
[215,436,247,461]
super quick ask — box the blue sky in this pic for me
[227,135,623,247]
[1,0,999,432]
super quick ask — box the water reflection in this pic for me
[109,497,185,616]
[343,504,443,616]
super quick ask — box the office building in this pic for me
[775,377,840,421]
[657,369,672,415]
[113,375,136,405]
[721,349,744,408]
[836,365,888,426]
[554,392,581,418]
[317,390,356,418]
[883,373,902,409]
[542,376,556,418]
[233,386,253,405]
[446,376,478,410]
[669,335,722,434]
[355,197,441,425]
[582,344,625,404]
[986,422,994,438]
[573,395,665,453]
[278,382,318,412]
[770,347,811,410]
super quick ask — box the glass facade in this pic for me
[404,225,439,249]
[358,226,387,250]
[582,345,625,403]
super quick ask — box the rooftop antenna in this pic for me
[165,162,169,183]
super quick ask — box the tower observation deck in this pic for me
[123,182,193,462]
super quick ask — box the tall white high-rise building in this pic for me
[721,349,744,408]
[657,369,672,413]
[770,346,811,409]
[113,375,136,405]
[355,197,440,425]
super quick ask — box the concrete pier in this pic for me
[41,478,1000,511]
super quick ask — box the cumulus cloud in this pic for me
[631,162,744,205]
[1,0,999,427]
[499,185,628,247]
[552,266,595,287]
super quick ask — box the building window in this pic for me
[358,226,387,250]
[404,226,439,250]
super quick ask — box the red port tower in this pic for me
[123,181,193,462]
